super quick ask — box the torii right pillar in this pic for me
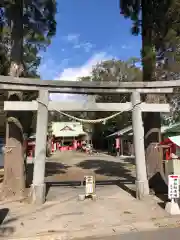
[131,91,149,199]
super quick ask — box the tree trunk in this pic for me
[142,1,165,191]
[1,0,26,199]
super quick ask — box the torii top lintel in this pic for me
[0,75,178,94]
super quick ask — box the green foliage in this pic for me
[119,0,180,140]
[120,0,180,80]
[91,59,142,83]
[89,59,140,147]
[78,59,142,140]
[0,0,57,139]
[0,0,57,77]
[23,0,57,48]
[51,59,141,144]
[0,8,9,75]
[22,43,41,78]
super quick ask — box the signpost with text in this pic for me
[168,175,179,200]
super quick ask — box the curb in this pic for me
[6,217,180,240]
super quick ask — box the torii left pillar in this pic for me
[31,90,49,204]
[131,91,149,199]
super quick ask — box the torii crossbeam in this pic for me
[4,89,171,203]
[1,75,178,204]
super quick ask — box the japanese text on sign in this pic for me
[168,175,179,200]
[85,176,95,195]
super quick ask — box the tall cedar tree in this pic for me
[119,0,180,183]
[0,0,56,199]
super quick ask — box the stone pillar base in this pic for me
[30,183,46,205]
[165,201,180,215]
[136,180,149,200]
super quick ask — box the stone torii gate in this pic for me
[0,75,177,204]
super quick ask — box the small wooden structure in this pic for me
[160,136,180,160]
[106,126,133,156]
[51,121,87,151]
[158,136,180,184]
[107,123,180,157]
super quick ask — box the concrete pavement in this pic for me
[0,151,179,239]
[74,227,180,240]
[0,184,177,239]
[7,226,180,240]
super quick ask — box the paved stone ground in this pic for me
[45,151,136,183]
[45,151,137,202]
[0,186,177,239]
[73,228,180,240]
[0,151,179,239]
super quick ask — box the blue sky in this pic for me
[38,0,141,100]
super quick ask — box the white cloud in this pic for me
[38,58,58,79]
[74,42,94,53]
[83,42,94,52]
[63,33,80,43]
[38,58,69,79]
[63,33,94,53]
[121,44,132,49]
[56,52,112,81]
[50,52,113,101]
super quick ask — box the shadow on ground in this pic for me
[76,159,136,197]
[0,208,15,237]
[122,157,135,165]
[44,157,137,198]
[26,162,69,187]
[148,172,168,209]
[76,159,135,180]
